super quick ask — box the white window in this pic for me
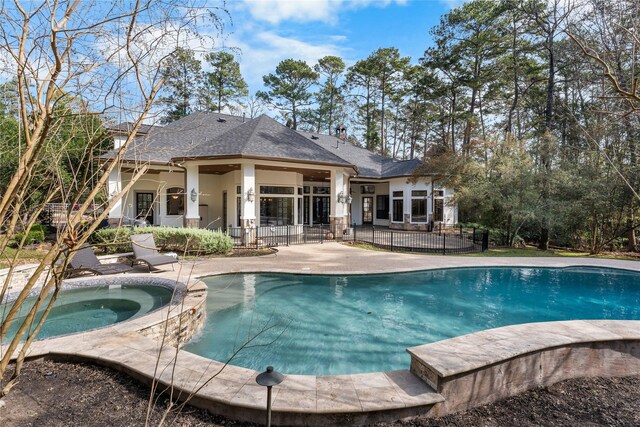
[411,190,428,223]
[166,187,184,216]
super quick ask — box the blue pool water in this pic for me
[2,284,173,340]
[183,267,640,375]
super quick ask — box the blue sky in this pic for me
[220,0,464,93]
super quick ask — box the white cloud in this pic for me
[438,0,467,9]
[241,0,407,24]
[225,31,348,89]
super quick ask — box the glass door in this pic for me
[136,192,154,224]
[362,196,373,224]
[312,196,330,224]
[303,196,310,225]
[222,191,227,228]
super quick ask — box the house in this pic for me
[103,112,457,233]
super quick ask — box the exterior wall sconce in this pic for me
[190,188,197,202]
[337,191,353,204]
[247,187,255,202]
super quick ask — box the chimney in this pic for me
[336,124,347,141]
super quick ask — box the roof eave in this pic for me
[96,156,172,167]
[170,154,357,171]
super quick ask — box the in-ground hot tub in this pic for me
[2,277,182,340]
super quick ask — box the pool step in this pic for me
[407,320,640,417]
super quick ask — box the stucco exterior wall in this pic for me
[350,182,390,226]
[114,162,455,229]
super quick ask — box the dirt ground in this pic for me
[2,360,639,427]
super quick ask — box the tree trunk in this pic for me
[463,55,480,155]
[328,87,334,135]
[380,72,386,157]
[366,80,372,151]
[506,13,519,137]
[627,206,637,252]
[292,103,297,130]
[538,34,555,251]
[450,90,457,153]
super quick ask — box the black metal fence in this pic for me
[39,203,104,231]
[225,224,489,254]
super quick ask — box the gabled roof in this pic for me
[175,114,351,166]
[103,112,246,163]
[297,131,423,179]
[105,121,158,135]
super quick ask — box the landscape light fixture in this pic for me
[247,187,255,202]
[190,188,197,202]
[255,366,284,427]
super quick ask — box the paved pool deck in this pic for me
[168,242,640,280]
[5,243,640,425]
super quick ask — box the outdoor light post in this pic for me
[256,366,284,427]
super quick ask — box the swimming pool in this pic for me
[2,283,174,340]
[184,267,640,375]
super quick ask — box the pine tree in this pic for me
[159,47,203,123]
[202,52,248,113]
[258,59,319,130]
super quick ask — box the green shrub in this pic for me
[91,226,233,255]
[90,227,132,253]
[14,224,47,245]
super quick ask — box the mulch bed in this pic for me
[1,359,639,426]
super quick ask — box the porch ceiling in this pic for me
[199,164,241,174]
[197,164,330,181]
[256,164,330,182]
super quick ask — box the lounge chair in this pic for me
[130,233,178,271]
[67,245,133,276]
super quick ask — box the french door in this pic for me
[136,192,154,224]
[362,196,373,224]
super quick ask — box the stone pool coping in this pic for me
[4,243,640,425]
[4,274,189,305]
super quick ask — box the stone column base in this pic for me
[241,218,257,245]
[329,216,347,239]
[185,218,200,228]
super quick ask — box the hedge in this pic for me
[90,226,233,255]
[14,224,47,245]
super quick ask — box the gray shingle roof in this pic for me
[382,158,423,177]
[101,112,421,177]
[105,121,158,135]
[298,131,383,177]
[102,112,247,163]
[177,114,351,166]
[297,131,423,178]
